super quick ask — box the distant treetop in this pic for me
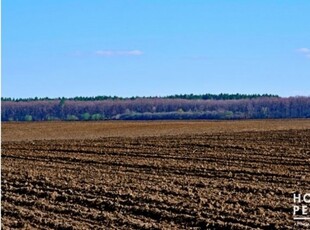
[1,93,279,102]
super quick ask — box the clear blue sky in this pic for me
[2,0,310,98]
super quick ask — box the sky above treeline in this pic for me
[2,0,310,98]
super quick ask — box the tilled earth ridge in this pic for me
[2,129,310,229]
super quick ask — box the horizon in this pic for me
[1,92,286,101]
[2,90,310,100]
[3,1,310,98]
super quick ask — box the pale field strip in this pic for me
[2,119,310,142]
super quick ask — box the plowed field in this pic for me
[2,120,310,229]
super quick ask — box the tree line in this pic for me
[1,96,310,121]
[1,93,278,102]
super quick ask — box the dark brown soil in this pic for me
[2,120,310,229]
